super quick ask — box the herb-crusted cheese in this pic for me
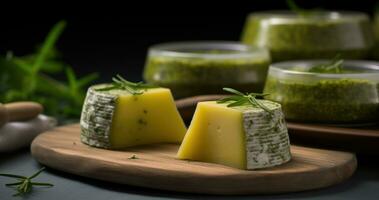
[177,100,291,170]
[80,84,187,149]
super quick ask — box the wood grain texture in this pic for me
[287,123,379,153]
[175,95,379,153]
[31,124,357,195]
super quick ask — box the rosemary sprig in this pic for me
[95,74,157,95]
[286,0,323,17]
[217,88,273,115]
[0,167,53,196]
[308,55,344,73]
[287,0,307,16]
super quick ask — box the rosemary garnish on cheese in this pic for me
[95,74,157,95]
[217,88,273,115]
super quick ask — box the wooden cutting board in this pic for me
[287,123,379,153]
[176,95,379,153]
[31,124,357,195]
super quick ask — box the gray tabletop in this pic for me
[1,150,379,200]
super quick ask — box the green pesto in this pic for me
[143,56,270,98]
[241,14,374,62]
[371,13,379,60]
[263,76,379,123]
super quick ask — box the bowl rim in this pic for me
[269,60,379,78]
[247,10,369,22]
[148,41,270,59]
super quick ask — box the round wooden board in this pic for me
[175,95,379,153]
[287,123,379,153]
[31,124,357,195]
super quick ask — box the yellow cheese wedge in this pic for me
[80,86,187,149]
[110,88,186,148]
[177,101,291,170]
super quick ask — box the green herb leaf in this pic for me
[308,55,344,73]
[31,182,54,186]
[217,88,273,115]
[77,73,99,88]
[5,182,23,186]
[222,88,245,96]
[32,20,66,73]
[0,173,26,179]
[287,0,305,15]
[286,0,323,17]
[216,95,242,103]
[96,74,157,95]
[0,167,53,196]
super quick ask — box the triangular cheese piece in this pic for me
[81,85,187,149]
[177,101,291,170]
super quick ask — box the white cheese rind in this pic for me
[242,101,291,169]
[80,86,117,148]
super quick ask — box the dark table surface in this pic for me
[0,149,379,200]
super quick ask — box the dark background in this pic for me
[1,1,378,82]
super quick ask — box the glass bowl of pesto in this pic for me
[371,12,379,60]
[263,60,379,124]
[241,11,374,62]
[143,41,271,98]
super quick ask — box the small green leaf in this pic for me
[287,0,303,15]
[29,167,46,179]
[97,75,157,95]
[5,182,23,187]
[248,92,270,97]
[227,98,248,107]
[286,0,323,17]
[218,87,272,115]
[216,95,241,103]
[248,96,273,115]
[66,67,77,90]
[31,182,54,187]
[309,55,344,73]
[222,87,245,96]
[12,58,33,73]
[32,20,66,72]
[0,173,26,179]
[0,167,53,196]
[77,73,99,88]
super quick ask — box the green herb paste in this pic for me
[143,55,270,98]
[241,13,374,61]
[371,13,379,60]
[263,76,379,123]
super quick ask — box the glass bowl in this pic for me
[241,11,374,61]
[371,12,379,60]
[143,41,271,98]
[263,60,379,124]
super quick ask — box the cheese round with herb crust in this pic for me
[177,100,291,170]
[80,84,187,149]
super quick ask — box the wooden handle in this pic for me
[0,102,43,126]
[175,95,228,121]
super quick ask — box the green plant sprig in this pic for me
[0,167,53,196]
[286,0,323,17]
[96,74,157,95]
[0,20,99,120]
[308,55,344,73]
[217,88,273,115]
